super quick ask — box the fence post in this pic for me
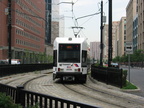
[16,85,24,105]
[121,69,123,88]
[106,67,108,84]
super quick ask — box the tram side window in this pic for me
[53,50,57,66]
[82,50,87,67]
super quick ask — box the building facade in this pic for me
[51,0,59,44]
[133,15,138,51]
[126,0,137,42]
[114,23,120,57]
[0,0,45,63]
[103,24,108,61]
[137,0,144,50]
[90,42,100,62]
[103,22,119,61]
[118,17,127,57]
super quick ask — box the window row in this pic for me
[16,29,40,42]
[16,39,40,49]
[16,0,40,19]
[16,9,41,27]
[16,19,40,35]
[25,0,41,13]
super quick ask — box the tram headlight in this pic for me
[58,68,60,72]
[75,68,81,72]
[58,68,64,72]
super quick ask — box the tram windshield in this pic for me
[59,44,80,63]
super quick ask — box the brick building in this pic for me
[0,0,45,63]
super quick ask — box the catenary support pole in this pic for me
[8,0,12,64]
[100,0,103,66]
[108,0,112,67]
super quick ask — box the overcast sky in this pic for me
[59,0,130,43]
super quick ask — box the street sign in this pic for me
[125,41,133,54]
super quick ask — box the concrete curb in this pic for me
[88,75,141,92]
[88,75,144,102]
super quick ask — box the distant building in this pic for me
[114,23,120,57]
[118,17,126,56]
[90,42,100,61]
[103,24,108,60]
[51,0,59,44]
[45,0,59,56]
[103,21,119,61]
[59,15,65,37]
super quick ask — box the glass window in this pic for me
[59,44,80,63]
[53,50,57,66]
[82,50,87,67]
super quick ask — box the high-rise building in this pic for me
[137,0,144,50]
[114,23,120,57]
[90,42,100,61]
[133,14,138,51]
[103,22,119,61]
[103,24,108,60]
[51,0,59,44]
[126,0,137,42]
[45,0,59,45]
[45,0,59,56]
[0,0,46,63]
[118,17,126,56]
[45,0,52,44]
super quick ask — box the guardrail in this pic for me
[0,63,53,77]
[91,65,124,88]
[0,83,99,108]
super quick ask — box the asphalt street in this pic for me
[122,66,144,97]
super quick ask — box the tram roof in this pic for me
[54,37,87,44]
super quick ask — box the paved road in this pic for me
[122,66,144,97]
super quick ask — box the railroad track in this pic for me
[1,71,144,108]
[62,81,144,108]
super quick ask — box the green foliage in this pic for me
[122,81,137,89]
[0,93,22,108]
[112,49,144,63]
[94,63,99,66]
[28,103,39,108]
[122,70,127,86]
[112,56,120,62]
[0,92,40,108]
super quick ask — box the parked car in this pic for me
[0,60,8,65]
[111,62,119,68]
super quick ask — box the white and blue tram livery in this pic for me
[53,37,88,83]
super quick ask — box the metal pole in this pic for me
[108,0,112,67]
[8,0,12,64]
[100,0,103,66]
[128,54,130,82]
[47,0,52,44]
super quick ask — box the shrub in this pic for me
[0,92,22,108]
[122,70,127,86]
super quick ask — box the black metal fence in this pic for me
[91,65,124,88]
[0,83,99,108]
[0,63,53,77]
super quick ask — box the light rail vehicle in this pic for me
[53,37,88,83]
